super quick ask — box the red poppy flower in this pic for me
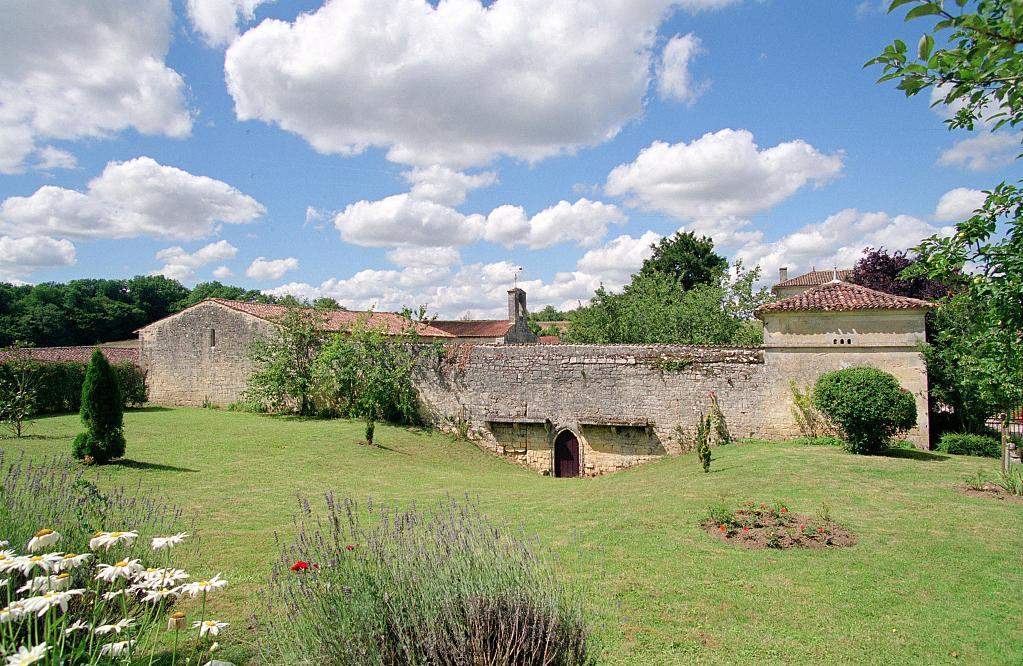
[345,544,356,551]
[818,527,825,534]
[780,507,788,513]
[798,524,805,531]
[290,561,310,572]
[742,526,750,533]
[718,525,727,532]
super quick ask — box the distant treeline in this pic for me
[0,277,282,347]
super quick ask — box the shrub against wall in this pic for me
[72,350,127,464]
[0,360,145,414]
[259,495,592,665]
[938,433,1001,458]
[813,367,917,455]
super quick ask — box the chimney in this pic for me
[507,288,527,323]
[778,267,789,283]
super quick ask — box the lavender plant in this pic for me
[258,494,593,665]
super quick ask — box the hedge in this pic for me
[937,432,1001,458]
[0,360,146,414]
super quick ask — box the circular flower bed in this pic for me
[703,501,856,549]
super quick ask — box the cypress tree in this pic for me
[72,349,126,464]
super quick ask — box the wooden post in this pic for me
[1003,411,1012,474]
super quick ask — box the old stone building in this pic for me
[430,288,539,344]
[773,267,852,298]
[139,277,933,477]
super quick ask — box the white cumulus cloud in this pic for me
[0,0,191,173]
[657,33,708,104]
[224,0,739,168]
[605,129,844,221]
[484,199,626,249]
[934,187,987,222]
[186,0,275,47]
[246,256,300,280]
[576,231,662,287]
[334,194,484,248]
[938,132,1020,172]
[0,235,76,282]
[155,240,238,282]
[404,166,497,206]
[386,246,462,268]
[0,157,265,240]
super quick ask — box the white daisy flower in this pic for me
[98,640,135,658]
[54,553,91,572]
[4,642,49,666]
[138,567,189,589]
[94,617,134,635]
[0,540,8,548]
[151,533,189,551]
[0,579,8,587]
[0,602,27,623]
[89,531,138,552]
[0,550,16,572]
[21,589,82,616]
[14,553,62,576]
[101,589,125,601]
[16,573,69,594]
[95,559,143,583]
[194,619,229,638]
[26,529,60,553]
[64,619,89,635]
[141,587,178,603]
[181,574,228,598]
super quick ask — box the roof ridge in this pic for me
[756,280,934,316]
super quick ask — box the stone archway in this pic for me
[553,429,581,478]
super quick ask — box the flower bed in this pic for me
[703,501,856,550]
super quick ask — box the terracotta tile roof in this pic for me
[538,335,561,344]
[0,346,139,365]
[755,281,934,316]
[208,299,455,338]
[430,319,513,338]
[773,269,852,291]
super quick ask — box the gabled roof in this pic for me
[430,319,514,338]
[0,346,139,366]
[140,299,455,338]
[773,269,852,291]
[755,281,934,316]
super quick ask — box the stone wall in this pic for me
[414,342,930,476]
[140,301,274,406]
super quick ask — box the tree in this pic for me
[72,350,126,464]
[565,263,770,345]
[869,0,1023,468]
[848,247,954,300]
[529,305,568,322]
[245,306,322,416]
[313,311,430,445]
[0,353,37,437]
[639,230,728,291]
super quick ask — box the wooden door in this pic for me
[554,431,580,478]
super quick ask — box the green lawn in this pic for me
[4,408,1022,664]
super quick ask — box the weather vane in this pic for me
[513,266,522,289]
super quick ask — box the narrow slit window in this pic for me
[209,328,216,349]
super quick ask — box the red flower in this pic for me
[345,544,356,552]
[798,524,805,531]
[718,525,727,532]
[290,561,310,572]
[780,507,788,514]
[818,527,825,534]
[742,526,750,533]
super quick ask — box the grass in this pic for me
[4,407,1022,664]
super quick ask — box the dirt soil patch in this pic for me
[703,502,856,550]
[957,483,1023,504]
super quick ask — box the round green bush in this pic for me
[812,367,917,455]
[938,432,1000,458]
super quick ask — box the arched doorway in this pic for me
[554,430,580,478]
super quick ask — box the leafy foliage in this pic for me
[813,367,917,455]
[245,306,322,416]
[313,310,432,444]
[790,381,835,439]
[848,247,954,300]
[0,353,36,437]
[869,0,1023,468]
[638,230,729,291]
[72,349,126,464]
[0,360,145,415]
[259,495,592,665]
[696,414,712,473]
[566,267,769,345]
[939,432,1001,458]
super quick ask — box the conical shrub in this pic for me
[72,350,125,464]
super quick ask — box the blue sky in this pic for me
[0,0,1018,317]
